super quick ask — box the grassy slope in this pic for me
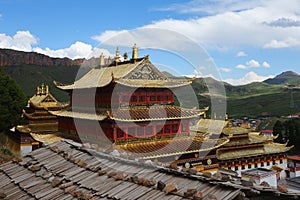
[193,79,300,118]
[3,65,81,102]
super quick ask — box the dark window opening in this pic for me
[136,127,144,137]
[146,126,153,136]
[172,124,179,133]
[156,125,163,135]
[127,127,135,138]
[117,128,125,139]
[130,96,137,102]
[164,125,171,134]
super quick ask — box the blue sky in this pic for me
[1,0,300,85]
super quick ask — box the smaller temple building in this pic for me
[287,155,300,178]
[23,83,66,132]
[216,126,292,179]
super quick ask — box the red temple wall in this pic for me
[58,117,189,141]
[69,86,175,108]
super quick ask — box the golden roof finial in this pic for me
[41,83,46,95]
[99,53,105,67]
[132,43,138,61]
[115,47,120,63]
[36,86,40,95]
[46,85,49,94]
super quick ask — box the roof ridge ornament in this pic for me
[99,53,105,67]
[115,47,120,65]
[132,44,138,62]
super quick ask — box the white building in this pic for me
[242,168,277,188]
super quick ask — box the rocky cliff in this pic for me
[0,48,100,67]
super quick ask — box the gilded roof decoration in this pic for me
[54,57,193,90]
[217,142,293,160]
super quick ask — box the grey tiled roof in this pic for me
[0,140,243,200]
[1,140,298,199]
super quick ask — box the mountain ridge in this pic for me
[264,71,300,85]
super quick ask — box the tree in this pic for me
[0,68,27,130]
[273,120,284,143]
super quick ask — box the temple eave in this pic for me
[115,79,192,88]
[111,113,204,122]
[217,143,293,161]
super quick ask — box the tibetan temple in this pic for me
[23,83,66,132]
[52,44,293,174]
[217,126,293,178]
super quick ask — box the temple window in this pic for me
[157,96,162,101]
[164,125,171,134]
[127,127,135,138]
[117,128,125,139]
[136,127,144,137]
[139,95,145,102]
[146,126,153,136]
[165,96,170,101]
[280,159,283,164]
[130,96,137,102]
[241,165,245,170]
[150,96,156,102]
[235,165,239,171]
[156,125,163,135]
[261,161,264,167]
[172,124,179,133]
[248,163,251,169]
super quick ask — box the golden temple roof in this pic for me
[117,136,230,160]
[116,78,192,88]
[50,109,107,121]
[222,126,250,136]
[54,57,192,90]
[29,84,61,109]
[23,110,57,120]
[190,118,227,135]
[216,142,293,160]
[111,105,205,122]
[51,105,205,122]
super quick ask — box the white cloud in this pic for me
[33,41,113,59]
[262,61,271,68]
[236,51,247,57]
[0,31,38,51]
[235,59,271,69]
[157,0,264,15]
[219,67,232,72]
[0,31,114,59]
[263,37,300,48]
[94,0,300,50]
[224,71,274,85]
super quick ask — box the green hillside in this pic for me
[193,79,300,118]
[3,65,82,102]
